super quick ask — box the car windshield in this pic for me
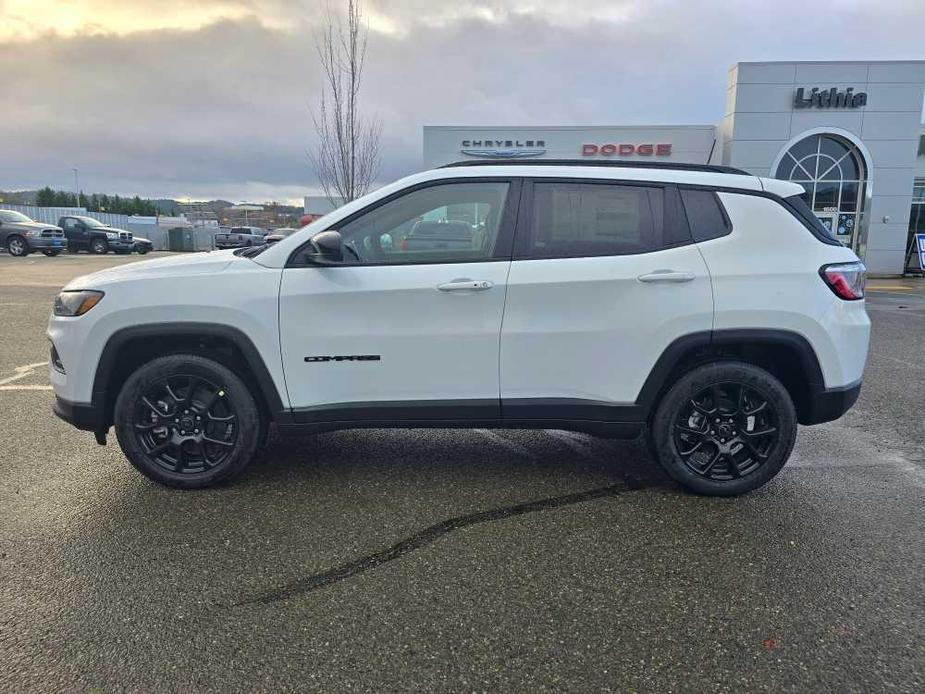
[0,210,33,223]
[78,217,107,228]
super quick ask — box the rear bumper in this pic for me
[800,380,862,425]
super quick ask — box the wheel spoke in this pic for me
[174,444,186,471]
[147,440,172,458]
[691,398,715,416]
[744,400,767,416]
[741,426,776,438]
[207,412,236,422]
[195,439,215,467]
[702,449,722,475]
[202,435,234,448]
[736,384,746,416]
[164,383,183,405]
[676,423,707,438]
[739,438,769,461]
[141,396,167,419]
[185,377,204,405]
[679,439,703,456]
[726,454,742,478]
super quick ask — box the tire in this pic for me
[90,238,108,254]
[114,354,262,489]
[42,249,62,257]
[67,243,79,254]
[650,361,797,496]
[6,235,28,257]
[137,246,150,255]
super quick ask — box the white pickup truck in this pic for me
[214,226,267,249]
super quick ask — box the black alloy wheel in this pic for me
[90,238,108,254]
[114,354,261,488]
[673,382,778,481]
[650,361,797,496]
[132,374,238,475]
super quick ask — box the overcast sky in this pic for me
[1,0,923,203]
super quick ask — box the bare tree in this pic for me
[308,0,381,205]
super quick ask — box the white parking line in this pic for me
[0,362,48,386]
[0,385,53,391]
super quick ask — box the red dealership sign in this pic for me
[582,143,672,156]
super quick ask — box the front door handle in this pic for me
[637,270,696,283]
[437,279,494,292]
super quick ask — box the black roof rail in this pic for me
[439,159,751,176]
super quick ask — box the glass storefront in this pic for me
[774,134,866,250]
[906,178,925,273]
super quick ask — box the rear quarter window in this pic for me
[680,188,731,242]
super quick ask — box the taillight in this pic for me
[819,261,866,300]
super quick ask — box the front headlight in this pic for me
[54,290,104,317]
[106,231,119,239]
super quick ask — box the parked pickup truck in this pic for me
[214,226,267,249]
[58,215,134,254]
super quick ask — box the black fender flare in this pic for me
[91,322,286,423]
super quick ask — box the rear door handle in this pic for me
[437,279,494,292]
[637,270,696,283]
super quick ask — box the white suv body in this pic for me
[48,162,870,494]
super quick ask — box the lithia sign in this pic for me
[793,87,868,109]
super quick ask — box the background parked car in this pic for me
[265,227,299,244]
[214,226,267,249]
[0,209,65,257]
[58,215,134,254]
[133,237,153,254]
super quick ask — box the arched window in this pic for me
[774,134,866,244]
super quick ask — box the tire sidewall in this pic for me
[651,362,797,496]
[114,355,261,488]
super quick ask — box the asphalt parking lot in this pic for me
[1,252,923,692]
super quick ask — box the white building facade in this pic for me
[423,61,925,275]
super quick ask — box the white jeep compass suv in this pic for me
[49,161,870,495]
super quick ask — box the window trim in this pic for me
[513,177,692,261]
[285,177,522,268]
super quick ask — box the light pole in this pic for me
[72,168,80,209]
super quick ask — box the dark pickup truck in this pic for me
[58,215,134,254]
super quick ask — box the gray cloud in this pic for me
[1,1,923,202]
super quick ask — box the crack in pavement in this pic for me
[235,476,648,606]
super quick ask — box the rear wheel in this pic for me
[114,354,262,488]
[7,235,28,256]
[90,238,108,254]
[650,361,797,496]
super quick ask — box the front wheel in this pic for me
[7,235,28,256]
[649,362,797,496]
[136,246,150,255]
[114,354,262,488]
[90,238,108,254]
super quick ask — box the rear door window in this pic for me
[518,181,690,259]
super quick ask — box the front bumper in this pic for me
[800,380,862,425]
[53,396,108,444]
[26,236,66,250]
[107,241,135,251]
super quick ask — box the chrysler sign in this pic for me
[460,139,546,158]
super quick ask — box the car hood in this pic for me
[10,220,61,231]
[64,249,240,289]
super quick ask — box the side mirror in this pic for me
[304,230,344,264]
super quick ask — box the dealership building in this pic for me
[423,61,925,275]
